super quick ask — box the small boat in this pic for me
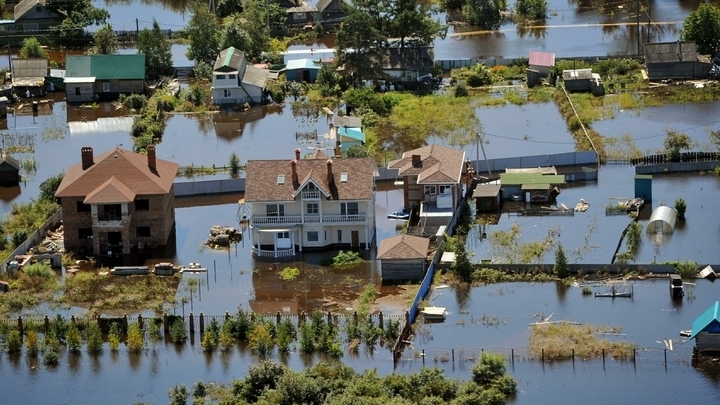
[574,198,590,212]
[679,330,692,338]
[421,306,447,321]
[110,266,149,276]
[387,209,410,220]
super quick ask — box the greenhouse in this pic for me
[646,206,677,234]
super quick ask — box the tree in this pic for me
[385,0,446,49]
[514,0,548,21]
[220,14,262,61]
[87,24,118,55]
[663,130,693,162]
[553,244,568,278]
[675,198,687,220]
[680,4,720,56]
[39,173,64,203]
[464,0,507,30]
[138,19,174,77]
[186,1,221,66]
[229,152,241,178]
[344,144,370,158]
[19,37,47,59]
[336,0,388,84]
[216,0,244,18]
[47,0,110,46]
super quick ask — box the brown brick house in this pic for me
[55,146,178,257]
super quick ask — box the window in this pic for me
[277,175,285,185]
[136,227,151,237]
[223,89,232,97]
[340,202,359,216]
[102,82,110,92]
[135,199,149,210]
[439,185,452,194]
[340,172,348,183]
[266,204,284,216]
[216,74,226,80]
[337,230,342,241]
[307,231,319,242]
[306,203,318,214]
[324,230,327,240]
[103,204,122,221]
[228,74,236,79]
[424,185,437,195]
[76,201,91,212]
[78,228,92,239]
[307,183,317,190]
[22,23,38,32]
[75,87,81,95]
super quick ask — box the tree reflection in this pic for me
[516,24,547,39]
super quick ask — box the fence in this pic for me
[0,209,62,273]
[474,263,707,274]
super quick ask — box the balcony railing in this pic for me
[251,213,366,225]
[302,190,321,200]
[252,247,296,258]
[92,213,130,227]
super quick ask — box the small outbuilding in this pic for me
[562,69,604,96]
[0,153,20,186]
[646,206,677,234]
[284,58,321,83]
[11,58,48,97]
[691,301,720,353]
[644,41,712,81]
[378,234,429,283]
[331,115,364,153]
[472,184,501,212]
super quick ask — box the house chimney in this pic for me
[411,154,422,167]
[147,145,156,170]
[81,147,94,170]
[291,159,298,183]
[295,147,301,161]
[326,159,333,183]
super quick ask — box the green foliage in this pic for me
[464,0,507,30]
[126,322,145,353]
[86,322,103,354]
[185,83,211,106]
[108,323,121,351]
[471,352,516,398]
[669,260,698,279]
[218,321,235,350]
[625,221,642,251]
[451,244,474,284]
[186,1,221,66]
[593,58,642,76]
[344,144,370,158]
[553,244,569,278]
[47,0,110,46]
[87,24,118,55]
[276,317,297,353]
[5,329,22,353]
[22,262,55,280]
[278,266,300,281]
[248,322,275,354]
[171,318,188,343]
[681,4,720,55]
[581,285,593,295]
[454,82,469,97]
[193,381,207,399]
[19,37,47,59]
[168,384,189,405]
[43,343,59,366]
[233,360,287,403]
[122,94,148,111]
[663,130,693,162]
[229,152,241,178]
[325,250,364,266]
[25,329,39,356]
[674,198,687,220]
[274,371,324,405]
[335,0,388,82]
[66,323,82,353]
[316,63,345,98]
[488,223,555,264]
[514,0,548,20]
[138,19,174,77]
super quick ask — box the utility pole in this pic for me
[637,0,641,57]
[135,18,139,36]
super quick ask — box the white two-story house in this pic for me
[211,47,269,106]
[244,149,377,258]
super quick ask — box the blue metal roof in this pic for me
[285,58,321,71]
[690,301,720,339]
[338,126,364,142]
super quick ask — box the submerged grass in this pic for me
[529,323,635,360]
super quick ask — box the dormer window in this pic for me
[340,172,348,183]
[277,175,285,185]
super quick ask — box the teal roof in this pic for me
[286,58,321,71]
[500,172,565,186]
[338,127,364,142]
[66,55,145,80]
[690,301,720,339]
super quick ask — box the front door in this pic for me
[351,230,359,248]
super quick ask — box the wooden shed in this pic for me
[644,41,712,81]
[377,234,429,283]
[562,69,604,95]
[473,184,501,212]
[0,153,20,186]
[691,301,720,354]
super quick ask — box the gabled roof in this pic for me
[214,47,246,72]
[645,41,698,63]
[242,65,270,88]
[381,46,434,70]
[66,55,145,80]
[287,5,317,12]
[84,177,136,204]
[528,51,555,67]
[55,147,179,198]
[14,0,56,21]
[12,58,48,79]
[387,145,465,184]
[0,153,19,170]
[245,155,376,202]
[316,0,337,12]
[691,301,720,340]
[377,234,429,260]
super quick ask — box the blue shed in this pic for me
[284,58,321,83]
[691,301,720,353]
[338,126,365,153]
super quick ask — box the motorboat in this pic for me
[387,209,410,220]
[421,306,447,321]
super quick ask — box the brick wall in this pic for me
[129,191,174,248]
[61,197,93,250]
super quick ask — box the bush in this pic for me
[66,323,82,354]
[86,322,103,354]
[672,260,698,279]
[248,322,274,354]
[23,262,55,280]
[126,322,145,353]
[5,329,22,353]
[327,250,364,266]
[454,82,469,97]
[674,198,687,220]
[229,152,241,178]
[279,267,300,281]
[553,244,569,278]
[186,83,210,106]
[472,352,507,385]
[122,94,147,110]
[108,322,121,351]
[170,318,188,343]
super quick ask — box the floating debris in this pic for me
[205,225,242,248]
[574,198,590,212]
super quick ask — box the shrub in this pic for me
[22,262,56,280]
[672,260,698,279]
[186,83,210,106]
[86,323,103,354]
[126,322,145,353]
[5,329,22,353]
[25,329,39,355]
[279,267,300,281]
[329,250,364,266]
[674,198,687,220]
[168,384,189,405]
[66,323,82,354]
[472,352,507,385]
[454,82,469,97]
[248,322,274,354]
[276,317,297,353]
[625,221,642,251]
[170,318,188,343]
[229,152,241,178]
[122,94,147,110]
[108,323,121,351]
[581,285,593,295]
[553,244,569,278]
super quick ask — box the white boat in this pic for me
[421,306,447,321]
[387,209,410,220]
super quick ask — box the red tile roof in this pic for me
[387,145,465,184]
[377,234,430,260]
[55,147,178,198]
[245,155,376,202]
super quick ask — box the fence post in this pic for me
[572,348,575,364]
[378,311,384,330]
[122,314,129,334]
[422,349,425,365]
[189,313,195,334]
[276,311,281,325]
[199,313,204,335]
[405,311,410,328]
[353,311,358,325]
[44,315,49,333]
[163,313,169,334]
[17,315,23,335]
[541,348,544,362]
[602,349,605,366]
[511,348,514,364]
[71,315,76,325]
[225,311,230,321]
[299,312,306,326]
[327,311,332,325]
[633,348,636,363]
[137,314,143,330]
[664,348,667,366]
[452,349,455,363]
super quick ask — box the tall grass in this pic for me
[529,323,635,360]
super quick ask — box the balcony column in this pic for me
[274,233,278,257]
[297,228,302,252]
[365,225,369,250]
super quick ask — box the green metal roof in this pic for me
[522,183,551,190]
[635,174,652,180]
[66,55,145,80]
[690,301,720,339]
[500,172,565,186]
